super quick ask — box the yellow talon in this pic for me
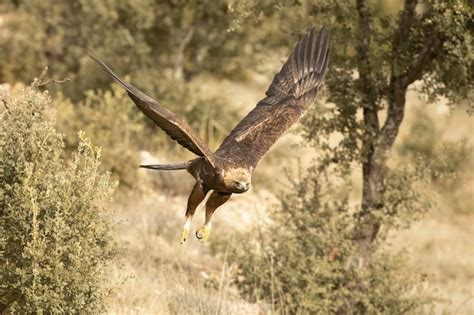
[180,228,189,244]
[195,225,210,242]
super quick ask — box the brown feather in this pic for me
[88,52,218,168]
[216,27,330,169]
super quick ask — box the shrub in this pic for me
[0,84,117,313]
[224,166,438,314]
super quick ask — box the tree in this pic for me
[348,0,471,263]
[227,166,436,313]
[0,0,255,99]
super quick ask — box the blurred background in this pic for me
[0,0,472,314]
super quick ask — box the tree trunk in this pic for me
[356,78,407,262]
[352,0,386,264]
[352,0,439,265]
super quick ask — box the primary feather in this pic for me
[88,51,218,168]
[216,27,330,168]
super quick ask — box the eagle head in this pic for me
[220,167,251,194]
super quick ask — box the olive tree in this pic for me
[303,0,471,263]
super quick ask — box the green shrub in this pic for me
[224,167,438,314]
[0,84,117,313]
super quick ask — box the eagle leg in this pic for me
[181,182,208,244]
[195,191,231,242]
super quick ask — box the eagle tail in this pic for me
[139,161,191,171]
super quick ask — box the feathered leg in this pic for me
[195,191,231,242]
[181,183,208,244]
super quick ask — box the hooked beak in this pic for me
[235,181,250,192]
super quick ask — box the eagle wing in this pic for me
[215,27,330,169]
[89,52,218,168]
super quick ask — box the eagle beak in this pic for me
[237,181,250,192]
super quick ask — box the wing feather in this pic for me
[216,27,330,168]
[89,52,218,168]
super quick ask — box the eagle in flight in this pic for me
[90,27,330,243]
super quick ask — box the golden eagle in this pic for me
[90,27,330,243]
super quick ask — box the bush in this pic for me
[224,167,438,314]
[0,84,117,313]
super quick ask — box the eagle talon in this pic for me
[195,226,210,242]
[180,228,189,244]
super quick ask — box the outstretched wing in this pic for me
[215,27,330,169]
[89,52,218,168]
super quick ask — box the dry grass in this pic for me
[107,188,267,314]
[393,213,474,314]
[107,180,473,314]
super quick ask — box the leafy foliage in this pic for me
[0,0,256,100]
[54,86,144,189]
[0,84,116,313]
[222,0,472,166]
[291,0,472,167]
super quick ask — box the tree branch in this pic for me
[400,29,442,87]
[397,0,418,42]
[174,27,194,80]
[355,0,374,86]
[1,99,10,112]
[351,0,384,270]
[352,0,426,265]
[378,27,443,159]
[356,0,380,141]
[390,0,418,82]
